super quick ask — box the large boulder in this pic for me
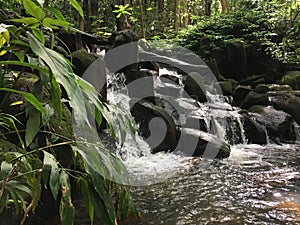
[240,75,266,88]
[269,93,300,125]
[247,105,293,138]
[240,91,269,109]
[130,99,177,153]
[218,81,233,95]
[71,49,98,77]
[241,112,267,144]
[177,128,231,159]
[124,70,155,104]
[105,29,139,72]
[232,85,252,106]
[255,84,293,93]
[184,73,207,102]
[280,71,300,90]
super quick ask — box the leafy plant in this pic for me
[0,0,137,224]
[175,1,300,64]
[113,4,132,19]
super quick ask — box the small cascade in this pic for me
[261,123,271,144]
[293,121,300,143]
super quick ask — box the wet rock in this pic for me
[105,29,139,72]
[177,128,231,159]
[184,73,207,102]
[240,75,266,88]
[138,61,159,74]
[269,93,300,126]
[241,112,267,144]
[232,85,252,106]
[155,80,182,98]
[218,81,233,95]
[159,74,181,84]
[240,91,269,109]
[184,116,208,132]
[108,29,138,48]
[255,84,293,93]
[124,70,155,103]
[248,105,293,138]
[280,71,300,90]
[71,49,97,77]
[130,99,177,153]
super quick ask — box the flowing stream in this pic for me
[107,69,300,225]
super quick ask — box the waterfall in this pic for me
[293,121,300,143]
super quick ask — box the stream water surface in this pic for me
[107,69,300,225]
[127,144,300,225]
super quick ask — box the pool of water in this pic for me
[127,144,300,225]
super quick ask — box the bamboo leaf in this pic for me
[43,151,60,200]
[50,76,62,121]
[25,109,40,147]
[44,6,67,22]
[10,17,40,25]
[22,0,45,21]
[69,0,84,18]
[31,28,45,44]
[59,170,75,225]
[0,61,49,73]
[0,88,46,115]
[42,18,69,29]
[27,33,89,129]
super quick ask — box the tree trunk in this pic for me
[158,0,164,22]
[174,0,180,30]
[220,0,228,13]
[83,0,91,32]
[182,0,189,27]
[205,0,212,17]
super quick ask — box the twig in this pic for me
[20,182,40,225]
[0,161,19,198]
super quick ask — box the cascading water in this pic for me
[107,67,300,225]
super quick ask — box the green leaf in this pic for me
[87,167,117,225]
[85,178,116,225]
[10,17,40,25]
[0,88,46,115]
[43,151,60,200]
[44,6,67,22]
[14,52,25,62]
[50,76,62,121]
[0,61,49,73]
[22,0,45,21]
[42,18,69,29]
[0,161,12,178]
[78,178,94,224]
[25,109,40,147]
[31,28,45,44]
[59,171,75,225]
[0,27,10,56]
[69,0,84,18]
[27,32,89,129]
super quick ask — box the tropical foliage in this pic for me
[0,0,136,224]
[176,0,300,64]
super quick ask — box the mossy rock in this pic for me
[178,128,231,159]
[255,84,293,93]
[130,99,177,153]
[184,73,207,102]
[218,81,233,95]
[280,71,300,90]
[71,49,98,76]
